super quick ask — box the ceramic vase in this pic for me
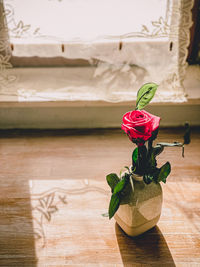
[114,176,163,237]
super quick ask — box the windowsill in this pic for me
[0,97,200,108]
[0,65,200,107]
[0,65,199,128]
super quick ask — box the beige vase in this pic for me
[114,176,163,237]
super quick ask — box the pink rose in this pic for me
[121,110,160,144]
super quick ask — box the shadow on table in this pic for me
[115,223,175,266]
[0,197,38,266]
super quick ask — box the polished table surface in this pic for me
[0,128,199,266]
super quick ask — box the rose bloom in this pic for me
[121,110,160,145]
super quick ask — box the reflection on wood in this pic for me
[31,182,108,247]
[0,128,199,266]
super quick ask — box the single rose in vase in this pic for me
[105,83,190,237]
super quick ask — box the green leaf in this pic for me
[108,193,120,219]
[144,167,161,184]
[158,162,171,183]
[153,145,164,157]
[136,83,158,110]
[143,174,154,184]
[119,182,132,204]
[150,152,156,168]
[148,145,163,169]
[132,147,138,164]
[106,173,120,192]
[113,177,127,194]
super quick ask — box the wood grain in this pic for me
[0,128,199,266]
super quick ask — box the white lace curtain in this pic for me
[0,0,194,102]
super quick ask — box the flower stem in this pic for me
[148,139,153,157]
[137,145,147,175]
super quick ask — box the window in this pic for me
[0,0,195,102]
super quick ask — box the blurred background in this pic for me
[0,0,199,128]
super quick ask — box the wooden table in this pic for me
[0,129,199,266]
